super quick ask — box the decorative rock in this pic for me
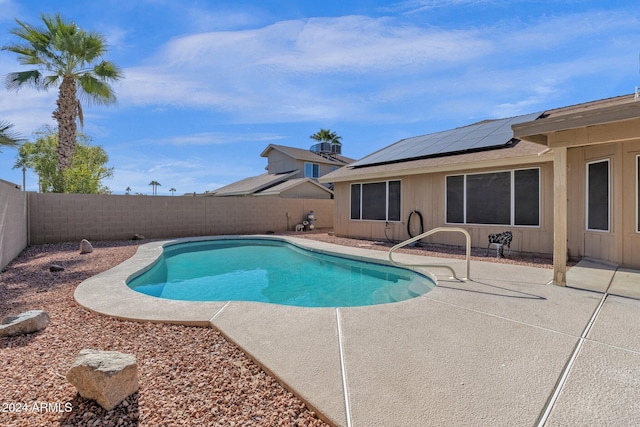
[79,239,94,254]
[0,310,50,337]
[66,349,139,411]
[50,264,64,272]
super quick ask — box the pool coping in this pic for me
[74,235,442,326]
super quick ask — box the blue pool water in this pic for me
[127,239,434,307]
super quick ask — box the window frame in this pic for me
[304,162,319,178]
[585,159,610,233]
[350,180,402,222]
[444,167,541,228]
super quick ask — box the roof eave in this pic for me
[513,101,640,146]
[321,151,554,183]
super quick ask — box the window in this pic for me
[466,171,511,224]
[350,180,401,221]
[586,159,609,232]
[445,168,540,227]
[514,169,541,226]
[305,163,319,178]
[446,175,464,224]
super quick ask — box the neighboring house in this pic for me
[209,143,355,199]
[320,94,640,285]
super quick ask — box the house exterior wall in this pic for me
[28,193,333,244]
[278,182,333,199]
[565,139,640,268]
[333,161,554,255]
[265,150,340,179]
[0,180,27,269]
[266,151,302,176]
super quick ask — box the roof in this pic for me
[513,93,640,145]
[210,171,297,196]
[320,139,552,183]
[349,112,541,168]
[254,178,333,196]
[261,144,355,165]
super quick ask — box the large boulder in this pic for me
[79,239,94,254]
[0,310,50,337]
[66,349,139,411]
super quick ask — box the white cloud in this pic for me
[156,16,491,73]
[122,131,286,147]
[3,6,640,134]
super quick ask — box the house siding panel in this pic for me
[333,163,554,255]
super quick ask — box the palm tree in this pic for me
[169,187,176,196]
[0,120,23,152]
[149,180,161,196]
[125,186,131,195]
[2,14,122,172]
[310,128,342,150]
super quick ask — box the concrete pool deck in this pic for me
[74,236,640,426]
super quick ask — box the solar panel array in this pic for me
[350,112,541,168]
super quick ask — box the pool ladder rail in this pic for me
[387,227,471,281]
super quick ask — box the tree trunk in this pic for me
[52,76,78,173]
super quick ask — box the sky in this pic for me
[1,0,639,195]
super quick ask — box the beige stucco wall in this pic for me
[0,180,27,269]
[28,193,333,244]
[333,161,555,255]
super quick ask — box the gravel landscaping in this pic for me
[0,240,328,427]
[0,232,557,426]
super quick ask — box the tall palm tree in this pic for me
[149,180,161,196]
[2,14,122,172]
[125,186,132,195]
[310,128,342,148]
[169,187,176,196]
[0,120,23,151]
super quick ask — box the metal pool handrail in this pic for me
[388,227,471,281]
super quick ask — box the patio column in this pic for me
[553,147,568,286]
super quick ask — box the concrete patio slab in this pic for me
[424,264,600,336]
[608,268,640,300]
[546,340,640,426]
[566,259,616,293]
[211,302,347,427]
[587,295,640,353]
[339,297,577,426]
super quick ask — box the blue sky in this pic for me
[1,0,639,195]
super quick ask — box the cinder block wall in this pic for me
[27,193,334,244]
[0,180,27,269]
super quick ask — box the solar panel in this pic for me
[350,112,542,168]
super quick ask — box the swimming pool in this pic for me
[127,238,435,307]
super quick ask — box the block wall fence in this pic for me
[0,180,28,270]
[26,193,334,244]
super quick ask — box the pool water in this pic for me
[127,239,434,307]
